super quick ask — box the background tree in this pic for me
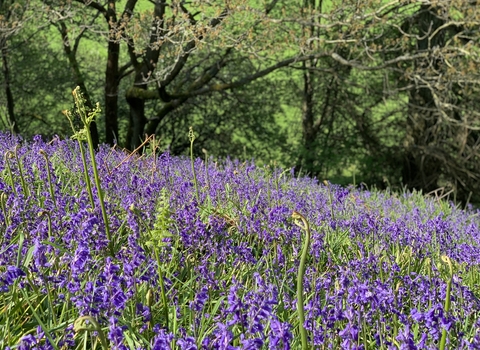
[290,0,403,183]
[0,0,32,133]
[2,0,480,203]
[41,0,322,150]
[400,2,480,200]
[155,65,291,162]
[287,0,480,200]
[120,0,329,150]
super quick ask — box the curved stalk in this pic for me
[292,211,311,350]
[74,316,109,349]
[439,255,453,350]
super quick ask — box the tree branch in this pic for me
[119,61,133,78]
[73,0,107,17]
[119,0,140,68]
[330,52,428,71]
[157,7,229,101]
[73,10,102,55]
[170,53,331,98]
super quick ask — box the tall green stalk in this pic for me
[14,145,30,197]
[292,211,311,350]
[324,180,335,221]
[84,118,111,253]
[66,87,112,255]
[153,245,169,330]
[189,127,200,202]
[3,152,17,196]
[202,148,210,192]
[439,255,453,350]
[0,192,8,230]
[71,130,95,209]
[39,150,56,208]
[21,289,60,350]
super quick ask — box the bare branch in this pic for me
[181,53,339,97]
[156,7,229,101]
[73,0,107,17]
[330,52,429,71]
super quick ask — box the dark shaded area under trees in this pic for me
[1,0,480,203]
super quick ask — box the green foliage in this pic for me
[145,188,175,249]
[3,0,480,205]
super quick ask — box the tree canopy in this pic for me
[1,0,480,202]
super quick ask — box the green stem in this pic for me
[202,148,210,192]
[15,145,30,197]
[393,281,401,342]
[68,87,112,255]
[189,127,200,202]
[74,137,95,209]
[0,192,9,228]
[130,203,171,330]
[85,128,112,255]
[21,289,60,350]
[4,151,17,196]
[324,180,335,221]
[439,255,453,350]
[40,150,56,208]
[292,211,311,350]
[44,279,58,326]
[38,210,53,241]
[154,247,170,330]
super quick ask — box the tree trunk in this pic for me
[126,80,148,151]
[403,5,445,190]
[105,36,120,146]
[297,0,320,175]
[125,0,166,150]
[1,40,19,133]
[104,0,124,146]
[299,62,317,174]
